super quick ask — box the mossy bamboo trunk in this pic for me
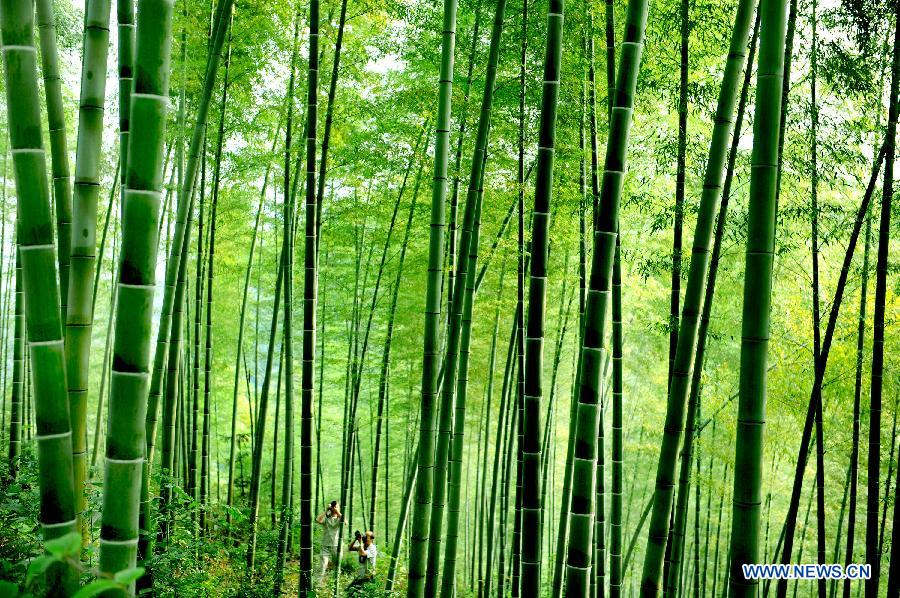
[710,463,728,598]
[727,0,789,595]
[610,235,623,597]
[646,2,757,594]
[843,201,871,598]
[425,164,485,592]
[565,0,648,593]
[476,262,505,598]
[312,0,346,253]
[200,28,231,534]
[98,0,174,584]
[683,16,759,580]
[298,0,318,586]
[441,193,483,593]
[446,7,481,327]
[587,22,607,598]
[879,397,899,558]
[226,114,283,519]
[428,0,508,590]
[407,0,459,591]
[607,0,622,591]
[521,0,564,592]
[156,216,190,546]
[90,161,119,316]
[90,228,118,470]
[189,155,206,505]
[386,447,419,592]
[34,0,73,314]
[65,0,114,538]
[142,0,233,507]
[0,225,9,444]
[552,54,588,596]
[866,1,900,594]
[0,0,77,546]
[117,0,134,176]
[484,307,519,595]
[511,2,528,592]
[809,6,828,595]
[888,427,900,593]
[372,145,428,592]
[244,271,285,566]
[6,250,22,481]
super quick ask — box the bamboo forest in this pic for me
[0,0,899,593]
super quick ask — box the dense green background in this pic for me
[0,0,897,594]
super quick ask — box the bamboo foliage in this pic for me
[0,0,895,595]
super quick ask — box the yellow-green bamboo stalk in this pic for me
[65,0,113,539]
[99,0,174,584]
[0,0,77,547]
[727,0,788,595]
[35,0,73,316]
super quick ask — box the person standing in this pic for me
[316,500,342,580]
[347,530,377,593]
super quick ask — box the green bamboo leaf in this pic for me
[113,566,145,586]
[25,556,57,586]
[72,579,121,598]
[44,532,81,558]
